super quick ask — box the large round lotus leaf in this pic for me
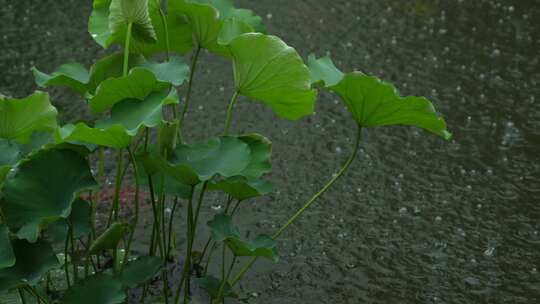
[0,149,97,242]
[89,0,192,55]
[0,92,57,144]
[228,33,316,120]
[117,256,162,288]
[62,273,125,304]
[0,225,15,270]
[330,72,452,140]
[0,239,59,292]
[55,123,132,149]
[46,198,93,243]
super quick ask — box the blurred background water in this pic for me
[0,0,539,303]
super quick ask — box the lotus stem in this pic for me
[230,125,363,286]
[223,91,239,136]
[178,46,202,141]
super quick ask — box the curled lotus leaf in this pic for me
[307,54,344,87]
[330,72,452,140]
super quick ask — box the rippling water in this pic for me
[0,0,538,303]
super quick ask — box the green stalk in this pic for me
[158,0,171,60]
[69,221,78,283]
[223,91,239,136]
[18,288,27,304]
[122,147,141,270]
[183,182,208,303]
[215,255,237,303]
[25,286,50,304]
[230,126,363,286]
[178,46,202,141]
[123,22,133,77]
[167,196,180,257]
[107,149,124,226]
[64,226,71,288]
[173,188,194,304]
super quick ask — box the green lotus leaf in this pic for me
[89,222,130,254]
[226,234,278,262]
[0,225,15,270]
[169,1,222,52]
[97,90,178,136]
[208,214,278,262]
[109,0,157,43]
[31,54,145,96]
[138,134,271,188]
[62,273,125,304]
[0,132,55,184]
[89,68,166,114]
[89,0,192,55]
[228,33,317,120]
[88,53,146,94]
[207,213,240,242]
[137,150,200,186]
[307,54,344,87]
[330,72,452,140]
[208,176,272,201]
[169,0,264,56]
[194,275,236,300]
[0,92,58,144]
[237,134,271,178]
[0,239,59,292]
[117,256,163,288]
[55,123,132,148]
[136,158,194,198]
[217,17,253,45]
[46,198,93,243]
[0,140,19,171]
[32,63,90,95]
[171,136,250,181]
[195,0,265,32]
[139,56,189,86]
[0,149,97,242]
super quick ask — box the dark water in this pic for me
[1,0,539,303]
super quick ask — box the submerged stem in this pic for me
[230,126,363,286]
[223,91,239,136]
